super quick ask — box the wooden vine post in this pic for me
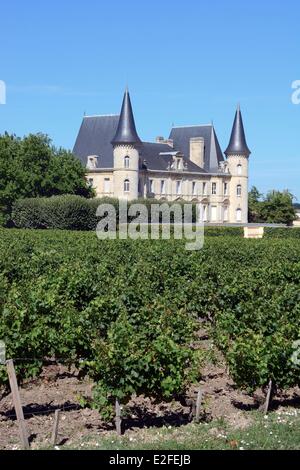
[195,388,202,423]
[115,398,122,436]
[6,359,30,449]
[51,409,61,446]
[264,379,273,415]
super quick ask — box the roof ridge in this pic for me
[84,114,119,118]
[171,124,213,129]
[142,141,172,144]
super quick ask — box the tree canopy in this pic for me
[0,132,93,225]
[248,186,296,225]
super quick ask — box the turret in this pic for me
[225,105,251,223]
[112,88,141,200]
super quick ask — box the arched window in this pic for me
[236,208,242,222]
[237,164,242,175]
[237,184,242,197]
[124,156,130,169]
[124,179,130,193]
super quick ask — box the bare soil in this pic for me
[1,362,299,450]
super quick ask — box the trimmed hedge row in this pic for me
[264,227,300,239]
[12,196,199,230]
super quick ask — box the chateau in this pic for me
[73,89,251,223]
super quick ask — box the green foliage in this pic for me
[0,132,93,225]
[12,195,98,230]
[86,306,197,419]
[12,196,200,231]
[0,229,299,408]
[264,228,300,238]
[249,186,296,225]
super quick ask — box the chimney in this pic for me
[190,137,204,168]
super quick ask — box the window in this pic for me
[192,182,197,196]
[211,205,217,221]
[223,206,228,221]
[124,179,130,193]
[160,180,166,194]
[202,182,207,195]
[176,159,182,170]
[237,184,242,197]
[124,156,130,169]
[212,182,217,195]
[224,182,228,196]
[236,208,242,222]
[88,178,94,187]
[149,179,154,193]
[237,164,242,175]
[202,205,208,222]
[87,156,97,169]
[104,178,110,193]
[176,180,182,195]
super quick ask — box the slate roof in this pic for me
[140,142,207,173]
[225,105,251,157]
[73,114,224,173]
[73,115,119,168]
[169,125,224,172]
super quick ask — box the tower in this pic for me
[225,105,251,223]
[111,88,141,200]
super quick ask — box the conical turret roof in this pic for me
[111,88,141,145]
[225,105,251,157]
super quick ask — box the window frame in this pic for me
[176,180,182,195]
[124,179,130,193]
[124,156,130,169]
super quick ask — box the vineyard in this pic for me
[0,228,300,448]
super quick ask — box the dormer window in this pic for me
[124,156,130,169]
[87,155,98,169]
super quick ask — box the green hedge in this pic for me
[12,196,199,230]
[264,227,300,238]
[204,227,243,237]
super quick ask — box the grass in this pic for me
[47,410,300,451]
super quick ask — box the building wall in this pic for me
[87,171,114,197]
[226,155,249,223]
[113,145,139,200]
[86,169,243,223]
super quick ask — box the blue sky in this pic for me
[0,0,299,199]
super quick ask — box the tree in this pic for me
[248,187,296,225]
[261,190,296,225]
[248,186,263,223]
[0,132,93,225]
